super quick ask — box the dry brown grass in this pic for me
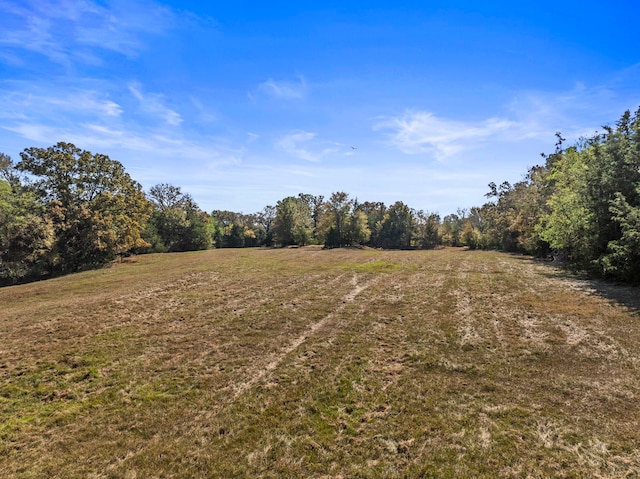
[1,247,639,478]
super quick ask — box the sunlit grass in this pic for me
[1,247,639,477]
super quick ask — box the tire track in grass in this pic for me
[103,273,378,473]
[230,274,377,401]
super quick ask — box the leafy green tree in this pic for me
[440,212,463,247]
[225,223,246,248]
[297,193,325,240]
[273,196,313,246]
[349,209,371,246]
[378,201,414,249]
[479,167,551,255]
[180,209,214,251]
[599,191,640,282]
[210,210,266,248]
[319,192,371,248]
[537,146,593,263]
[321,192,352,247]
[358,201,387,247]
[0,173,54,283]
[211,210,239,248]
[457,207,482,250]
[16,142,151,272]
[139,219,168,253]
[256,206,276,246]
[146,184,212,252]
[242,224,266,247]
[414,210,441,249]
[460,221,481,249]
[538,110,640,276]
[148,183,195,211]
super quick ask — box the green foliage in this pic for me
[0,179,54,283]
[461,222,482,250]
[211,210,268,248]
[474,106,640,283]
[139,220,168,253]
[350,209,371,245]
[7,106,639,284]
[273,196,314,246]
[358,201,387,247]
[377,201,414,249]
[538,108,640,279]
[599,192,640,282]
[537,147,593,262]
[257,205,276,246]
[16,142,152,273]
[145,184,213,253]
[297,193,325,239]
[180,210,213,251]
[225,223,246,248]
[440,212,464,247]
[321,192,370,248]
[414,210,441,249]
[476,175,544,254]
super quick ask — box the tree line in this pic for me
[460,107,640,283]
[2,106,639,284]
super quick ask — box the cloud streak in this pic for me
[375,76,640,162]
[0,79,240,180]
[275,130,341,162]
[129,84,183,126]
[258,76,308,100]
[375,111,515,160]
[0,0,177,64]
[0,83,123,120]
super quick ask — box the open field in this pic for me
[1,247,639,478]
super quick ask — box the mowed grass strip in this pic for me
[1,248,639,478]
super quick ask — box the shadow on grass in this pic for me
[512,254,640,316]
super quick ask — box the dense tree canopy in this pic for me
[143,183,212,253]
[463,107,640,283]
[0,177,54,282]
[273,196,314,246]
[13,142,151,276]
[539,110,640,280]
[320,192,370,248]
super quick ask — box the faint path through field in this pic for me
[231,274,376,401]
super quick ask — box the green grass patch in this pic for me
[342,259,403,273]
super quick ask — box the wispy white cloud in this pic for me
[376,75,640,162]
[75,0,176,56]
[129,84,182,126]
[506,81,640,141]
[189,96,218,123]
[79,124,243,166]
[375,111,514,160]
[257,76,308,100]
[276,131,319,162]
[55,93,123,118]
[0,0,177,64]
[3,120,243,173]
[0,84,122,120]
[275,130,342,162]
[0,79,240,179]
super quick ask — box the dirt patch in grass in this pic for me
[1,247,639,477]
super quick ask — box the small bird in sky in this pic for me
[351,146,357,150]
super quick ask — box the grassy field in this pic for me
[1,247,639,478]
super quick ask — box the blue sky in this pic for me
[1,1,639,215]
